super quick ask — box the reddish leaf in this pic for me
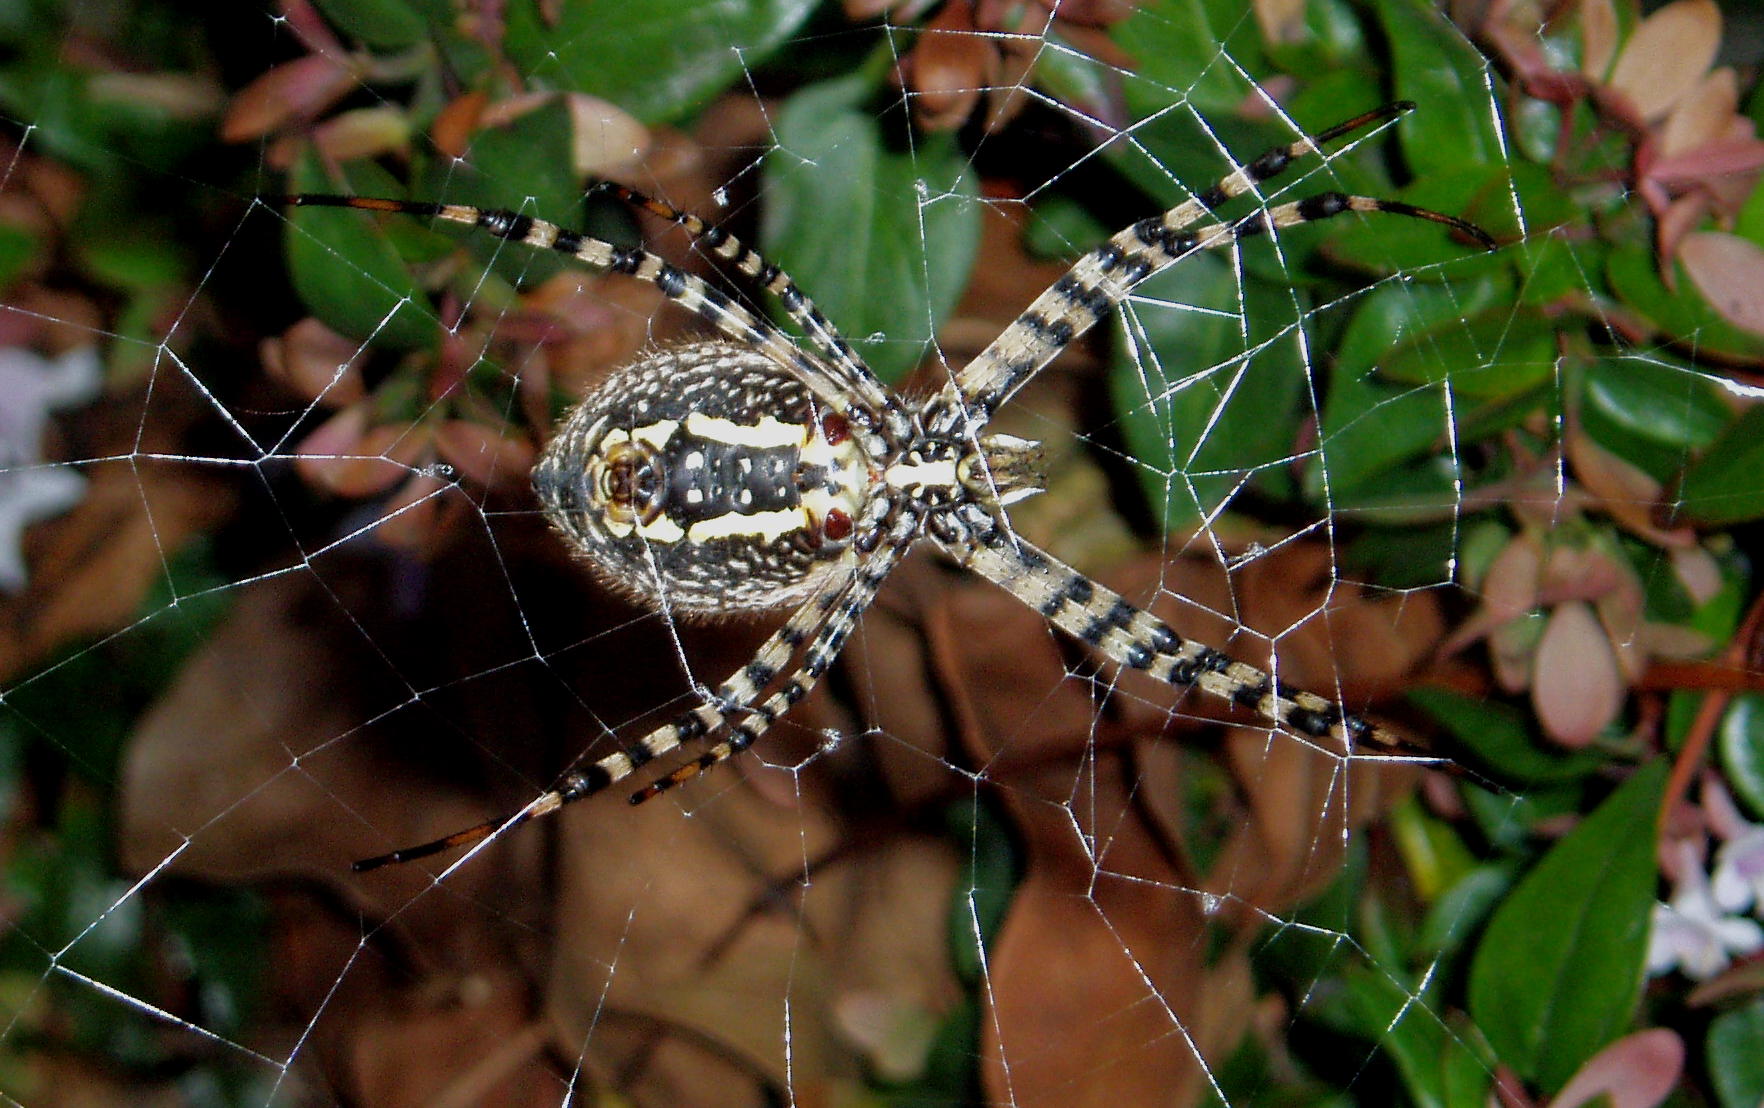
[1532,601,1624,747]
[1548,1028,1684,1108]
[221,54,358,142]
[1679,231,1764,336]
[1608,0,1721,121]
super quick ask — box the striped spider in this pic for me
[295,102,1493,873]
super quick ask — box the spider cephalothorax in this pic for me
[290,101,1494,872]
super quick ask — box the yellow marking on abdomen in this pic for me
[686,507,809,543]
[684,413,807,449]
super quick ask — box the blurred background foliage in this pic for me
[0,0,1762,1104]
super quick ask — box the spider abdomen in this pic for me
[534,342,873,612]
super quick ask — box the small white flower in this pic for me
[0,345,102,591]
[1713,824,1764,916]
[1648,840,1764,980]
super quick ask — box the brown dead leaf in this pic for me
[546,666,961,1103]
[260,317,367,409]
[902,0,989,132]
[1607,0,1721,122]
[930,578,1229,1106]
[0,461,234,682]
[352,971,556,1108]
[221,54,359,142]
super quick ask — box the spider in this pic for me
[291,102,1495,873]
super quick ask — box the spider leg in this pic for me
[938,102,1496,424]
[937,512,1429,759]
[590,182,897,422]
[283,195,908,440]
[628,531,910,803]
[352,535,908,871]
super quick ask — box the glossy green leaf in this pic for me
[0,222,35,291]
[1375,308,1557,399]
[1709,998,1764,1108]
[1718,694,1764,820]
[1372,0,1501,178]
[1581,351,1730,482]
[1329,957,1493,1108]
[1467,761,1665,1093]
[1735,175,1764,247]
[1673,404,1764,526]
[1410,688,1604,785]
[945,798,1018,986]
[1608,244,1764,362]
[1389,796,1478,902]
[1418,863,1513,958]
[285,155,435,351]
[1311,275,1509,507]
[313,0,425,49]
[502,0,818,123]
[763,75,979,384]
[1111,0,1262,119]
[1261,0,1368,76]
[1109,251,1306,530]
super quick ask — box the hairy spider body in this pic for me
[289,102,1494,872]
[534,341,1044,611]
[534,342,873,610]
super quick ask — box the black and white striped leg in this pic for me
[350,540,906,871]
[590,182,899,423]
[938,520,1414,757]
[283,194,901,442]
[937,102,1496,424]
[627,535,910,803]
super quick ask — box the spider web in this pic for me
[2,1,1761,1105]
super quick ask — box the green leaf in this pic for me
[945,798,1018,986]
[763,75,980,384]
[1375,307,1557,400]
[1709,998,1764,1108]
[1311,274,1509,508]
[0,222,38,291]
[1410,688,1605,785]
[1467,761,1665,1093]
[1673,404,1764,526]
[285,154,436,351]
[1372,0,1501,178]
[1718,694,1764,820]
[313,0,426,49]
[502,0,818,123]
[1607,244,1764,362]
[1108,251,1306,530]
[1111,0,1262,120]
[1389,796,1478,902]
[1418,863,1513,958]
[1326,955,1494,1108]
[1581,351,1730,482]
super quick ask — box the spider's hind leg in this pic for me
[939,515,1433,761]
[351,538,909,871]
